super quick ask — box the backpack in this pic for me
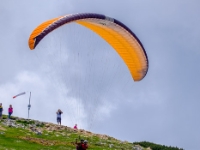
[77,143,83,150]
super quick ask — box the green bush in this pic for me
[133,141,184,150]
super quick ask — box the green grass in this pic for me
[0,115,184,150]
[0,117,134,150]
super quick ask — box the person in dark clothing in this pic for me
[0,103,3,120]
[75,139,84,150]
[56,109,63,125]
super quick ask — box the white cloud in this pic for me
[1,0,200,149]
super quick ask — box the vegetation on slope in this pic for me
[133,141,184,150]
[0,115,184,150]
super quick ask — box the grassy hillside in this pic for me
[0,115,184,150]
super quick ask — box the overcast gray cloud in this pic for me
[1,0,200,149]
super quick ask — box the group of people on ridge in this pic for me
[0,106,88,149]
[0,103,13,120]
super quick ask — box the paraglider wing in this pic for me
[28,13,149,81]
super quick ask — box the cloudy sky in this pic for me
[1,0,200,149]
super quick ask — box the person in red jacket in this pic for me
[74,124,78,130]
[75,139,84,150]
[8,105,13,119]
[81,140,88,150]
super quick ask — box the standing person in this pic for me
[74,124,78,130]
[56,109,63,125]
[8,105,13,119]
[0,103,3,120]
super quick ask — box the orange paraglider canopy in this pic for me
[28,13,149,81]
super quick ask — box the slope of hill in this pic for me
[0,115,184,150]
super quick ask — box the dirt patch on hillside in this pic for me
[0,125,6,131]
[19,136,73,147]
